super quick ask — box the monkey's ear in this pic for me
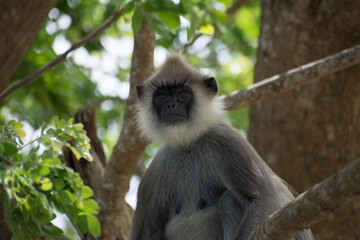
[204,77,218,95]
[136,85,144,99]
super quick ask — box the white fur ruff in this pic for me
[136,96,225,146]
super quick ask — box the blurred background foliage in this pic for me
[1,0,260,159]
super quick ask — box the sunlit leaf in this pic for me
[157,11,180,29]
[16,129,26,138]
[87,214,101,237]
[76,199,99,214]
[13,122,23,129]
[33,166,50,176]
[200,23,215,35]
[43,158,62,166]
[40,178,53,191]
[82,186,94,199]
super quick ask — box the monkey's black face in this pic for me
[152,85,194,125]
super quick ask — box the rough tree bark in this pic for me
[249,157,360,240]
[221,45,360,111]
[0,0,58,93]
[97,20,154,240]
[249,1,360,239]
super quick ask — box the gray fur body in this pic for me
[132,55,313,240]
[131,122,313,240]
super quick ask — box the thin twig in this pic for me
[0,154,13,166]
[181,33,203,54]
[0,8,125,103]
[227,0,248,16]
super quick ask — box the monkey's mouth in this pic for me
[161,114,187,124]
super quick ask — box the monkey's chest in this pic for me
[159,153,225,240]
[159,150,226,215]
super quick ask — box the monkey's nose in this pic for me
[167,103,176,109]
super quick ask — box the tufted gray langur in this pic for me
[131,55,314,240]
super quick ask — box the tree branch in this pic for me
[248,157,360,240]
[98,19,155,240]
[0,8,125,103]
[0,154,13,166]
[226,0,248,16]
[181,33,203,54]
[220,44,360,111]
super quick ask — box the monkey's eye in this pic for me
[178,91,189,101]
[156,94,167,101]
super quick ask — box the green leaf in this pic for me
[87,214,101,237]
[200,23,215,35]
[124,1,135,13]
[33,166,50,176]
[41,224,64,237]
[8,120,16,126]
[16,129,26,138]
[59,190,74,206]
[77,214,88,234]
[2,142,18,156]
[132,7,143,33]
[156,11,180,29]
[40,177,53,191]
[42,158,62,166]
[25,200,38,215]
[13,122,23,129]
[41,123,48,134]
[187,26,196,41]
[77,199,99,214]
[147,16,173,39]
[74,123,84,131]
[82,186,94,199]
[37,211,56,224]
[53,178,65,191]
[46,128,55,136]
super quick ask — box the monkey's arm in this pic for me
[131,159,169,240]
[131,187,168,240]
[213,123,278,240]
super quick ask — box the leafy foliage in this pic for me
[0,119,100,239]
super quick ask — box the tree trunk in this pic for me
[250,1,360,239]
[98,19,154,240]
[0,0,58,93]
[0,1,57,237]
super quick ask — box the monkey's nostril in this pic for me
[167,103,176,109]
